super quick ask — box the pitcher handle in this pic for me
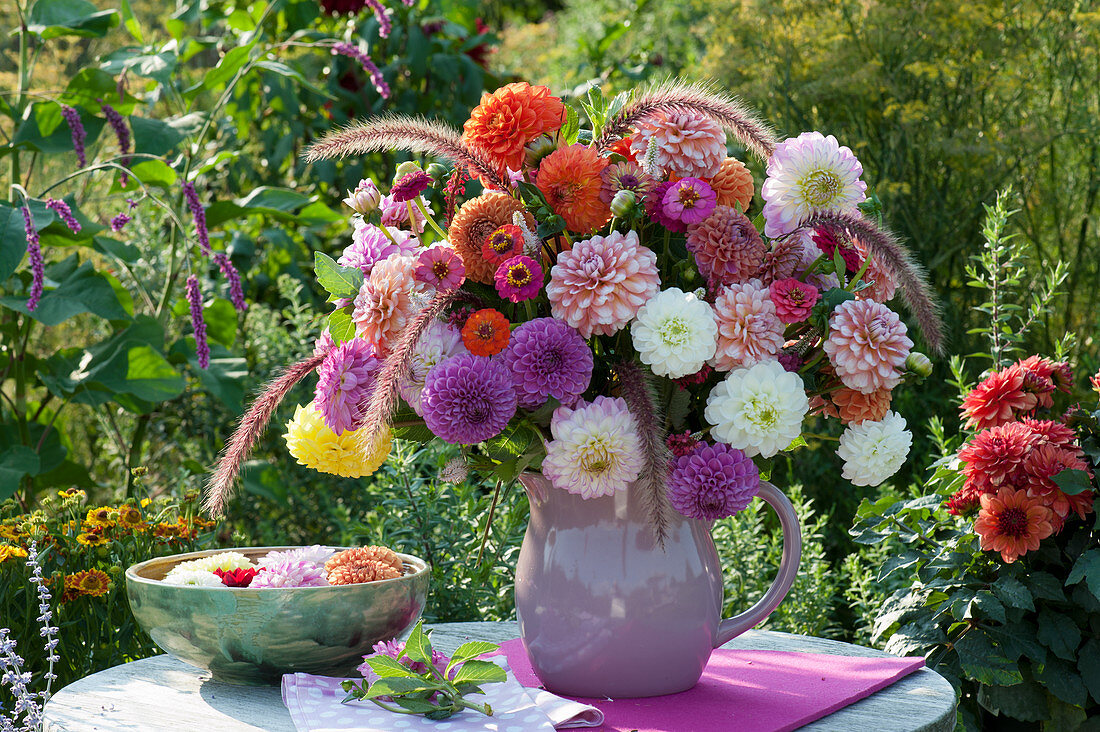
[714,480,802,647]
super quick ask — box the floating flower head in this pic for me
[343,178,381,214]
[761,132,867,238]
[162,568,225,587]
[836,411,912,487]
[629,110,726,178]
[710,281,785,371]
[420,354,517,444]
[251,559,330,588]
[542,396,644,499]
[667,441,760,521]
[685,205,766,288]
[537,144,612,232]
[314,337,382,435]
[460,308,510,356]
[351,254,419,353]
[501,317,593,409]
[769,278,820,324]
[494,255,542,302]
[631,287,718,379]
[171,551,255,575]
[260,545,336,567]
[449,191,535,284]
[413,243,465,291]
[341,220,419,276]
[481,224,525,267]
[215,567,259,587]
[462,82,566,176]
[285,402,392,478]
[547,230,660,338]
[823,299,912,394]
[973,487,1054,563]
[662,177,717,226]
[399,320,468,413]
[704,360,810,458]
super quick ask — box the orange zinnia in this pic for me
[449,192,535,284]
[462,82,566,176]
[536,144,611,233]
[461,309,511,356]
[973,487,1053,563]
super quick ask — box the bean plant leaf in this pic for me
[0,447,41,500]
[1079,639,1100,703]
[1,255,131,326]
[27,0,119,39]
[1036,656,1088,706]
[314,251,363,299]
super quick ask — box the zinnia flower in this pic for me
[629,110,726,178]
[542,396,643,499]
[449,192,535,284]
[761,131,868,238]
[413,244,465,291]
[710,281,785,371]
[419,354,517,444]
[961,365,1038,430]
[399,320,468,413]
[215,567,259,587]
[823,299,912,393]
[251,560,330,588]
[812,227,863,274]
[501,317,592,409]
[462,82,566,177]
[835,411,912,487]
[390,170,433,202]
[314,337,382,435]
[341,220,419,276]
[769,278,820,324]
[667,442,760,521]
[631,288,718,379]
[662,177,717,225]
[351,254,419,353]
[536,144,611,232]
[705,360,809,458]
[481,224,525,267]
[494,255,542,302]
[645,181,686,232]
[685,206,766,288]
[460,308,510,356]
[958,422,1040,494]
[973,487,1054,563]
[285,402,392,478]
[600,161,653,204]
[547,230,660,338]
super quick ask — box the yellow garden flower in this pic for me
[85,506,116,529]
[77,532,109,547]
[0,545,28,564]
[117,505,144,530]
[284,402,392,478]
[0,525,24,541]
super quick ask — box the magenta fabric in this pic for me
[495,638,926,732]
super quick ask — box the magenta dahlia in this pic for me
[501,318,593,409]
[314,337,382,434]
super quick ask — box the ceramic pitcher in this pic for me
[514,473,802,698]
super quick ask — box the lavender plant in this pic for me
[1,544,58,732]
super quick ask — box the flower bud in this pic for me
[393,161,422,182]
[426,162,449,182]
[905,352,933,378]
[524,134,559,170]
[343,179,381,215]
[610,189,636,218]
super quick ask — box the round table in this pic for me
[43,621,955,731]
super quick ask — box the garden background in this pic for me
[2,0,1098,729]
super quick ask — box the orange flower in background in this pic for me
[64,569,112,599]
[536,144,611,233]
[449,192,535,284]
[461,309,511,356]
[973,486,1053,563]
[708,158,755,212]
[462,82,566,176]
[0,545,28,564]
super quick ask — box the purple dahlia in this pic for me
[501,318,592,409]
[420,354,517,445]
[314,337,383,434]
[667,441,760,521]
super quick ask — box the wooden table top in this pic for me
[42,621,956,731]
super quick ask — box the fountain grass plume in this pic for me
[204,350,330,516]
[304,115,509,191]
[614,360,675,549]
[595,78,777,163]
[355,289,459,457]
[801,211,945,354]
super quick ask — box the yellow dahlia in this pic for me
[449,192,536,284]
[284,402,392,478]
[536,144,611,233]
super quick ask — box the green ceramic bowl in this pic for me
[126,546,429,685]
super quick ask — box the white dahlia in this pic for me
[542,396,644,499]
[398,320,468,414]
[171,551,255,575]
[836,411,912,487]
[162,568,225,587]
[704,360,809,458]
[631,288,718,378]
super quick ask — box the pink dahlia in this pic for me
[379,193,431,234]
[851,236,898,303]
[341,220,419,275]
[710,281,785,371]
[758,236,805,286]
[501,317,593,409]
[686,206,766,288]
[662,177,717,225]
[1021,418,1077,450]
[250,559,330,588]
[547,230,660,338]
[414,244,465,291]
[629,110,727,178]
[667,441,760,521]
[769,278,820,323]
[823,299,912,393]
[420,354,517,444]
[494,255,543,302]
[314,337,382,434]
[351,254,419,354]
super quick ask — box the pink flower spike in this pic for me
[414,245,465,291]
[494,254,542,302]
[770,278,820,323]
[662,177,717,225]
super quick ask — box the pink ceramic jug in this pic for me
[514,473,802,698]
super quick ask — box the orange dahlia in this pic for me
[831,387,893,425]
[462,82,566,176]
[461,309,511,356]
[961,365,1037,430]
[958,421,1039,494]
[449,192,535,284]
[537,144,611,233]
[673,157,755,213]
[973,487,1053,563]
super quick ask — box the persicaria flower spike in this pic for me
[21,205,45,311]
[214,253,247,311]
[100,100,132,180]
[186,275,210,369]
[332,42,390,97]
[182,181,211,256]
[45,198,80,233]
[61,104,87,167]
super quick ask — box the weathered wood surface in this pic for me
[43,621,955,731]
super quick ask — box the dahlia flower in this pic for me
[449,192,535,284]
[536,144,611,232]
[831,387,892,425]
[645,181,687,232]
[761,131,867,238]
[314,338,382,435]
[413,244,465,291]
[340,220,419,276]
[710,281,785,371]
[285,402,392,478]
[351,254,419,353]
[398,320,468,413]
[494,255,543,302]
[769,278,820,324]
[974,487,1054,563]
[260,545,336,567]
[631,288,718,379]
[343,178,381,214]
[162,569,224,587]
[704,360,810,458]
[251,560,330,588]
[667,442,760,521]
[460,308,510,356]
[662,177,717,225]
[462,82,566,176]
[958,422,1040,494]
[170,552,254,576]
[628,110,726,178]
[835,412,912,487]
[961,365,1038,430]
[707,157,755,212]
[823,299,913,393]
[1021,418,1077,450]
[850,237,898,303]
[542,396,643,499]
[501,317,592,409]
[1023,443,1093,523]
[758,236,805,287]
[420,353,517,444]
[547,230,660,338]
[686,205,766,287]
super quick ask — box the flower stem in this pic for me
[415,197,447,239]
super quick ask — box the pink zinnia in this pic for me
[710,281,785,371]
[770,278,820,323]
[662,178,717,225]
[645,182,687,232]
[351,254,419,353]
[629,110,727,178]
[823,299,912,393]
[314,337,382,434]
[547,230,660,338]
[494,255,542,302]
[414,245,465,291]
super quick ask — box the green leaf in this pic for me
[955,631,1022,687]
[204,43,256,92]
[1036,610,1081,661]
[127,159,178,189]
[119,0,142,42]
[1052,468,1092,496]
[978,682,1050,722]
[328,306,356,344]
[0,447,41,500]
[365,655,415,678]
[314,251,363,299]
[201,297,238,348]
[1036,656,1088,706]
[130,116,185,156]
[27,0,119,39]
[561,106,580,145]
[403,622,433,665]
[482,422,535,462]
[12,103,106,154]
[363,677,438,699]
[392,698,440,714]
[99,49,177,86]
[447,641,499,670]
[170,341,247,412]
[1066,549,1100,602]
[992,575,1034,611]
[971,590,1006,624]
[1025,571,1066,602]
[1079,638,1100,704]
[451,660,507,686]
[1,255,131,326]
